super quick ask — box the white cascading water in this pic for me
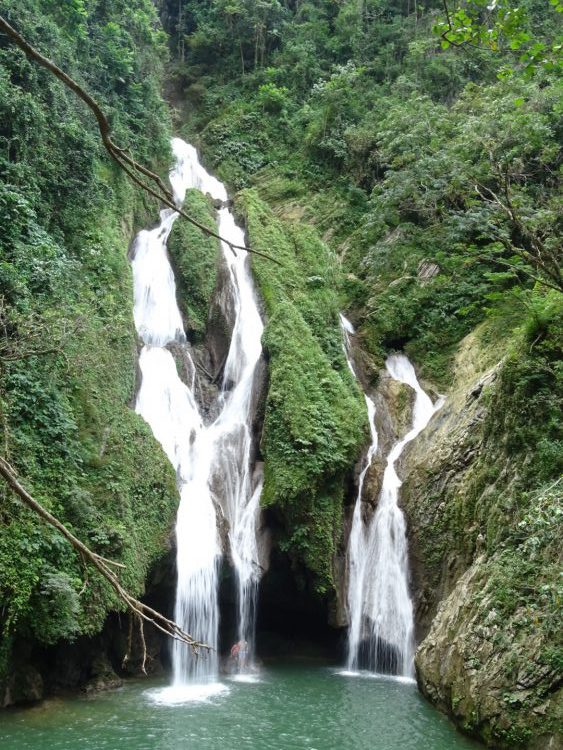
[204,170,264,671]
[339,315,379,672]
[341,318,441,678]
[131,138,264,695]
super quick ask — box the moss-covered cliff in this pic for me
[0,0,179,702]
[236,190,367,601]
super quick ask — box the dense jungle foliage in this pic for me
[159,0,562,741]
[162,0,562,381]
[0,0,178,683]
[0,0,560,743]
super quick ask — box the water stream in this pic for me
[341,318,442,677]
[131,139,264,692]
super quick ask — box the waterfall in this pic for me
[340,316,379,672]
[131,139,264,692]
[341,318,441,678]
[203,159,264,671]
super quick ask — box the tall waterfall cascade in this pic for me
[131,138,264,694]
[341,316,442,678]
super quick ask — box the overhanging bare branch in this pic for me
[0,456,209,657]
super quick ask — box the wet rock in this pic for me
[0,665,43,708]
[331,552,349,629]
[83,656,122,695]
[207,256,236,373]
[388,379,415,436]
[415,559,562,750]
[399,330,502,638]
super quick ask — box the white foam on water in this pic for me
[335,669,416,686]
[229,673,262,684]
[144,682,229,705]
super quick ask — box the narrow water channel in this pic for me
[0,664,480,750]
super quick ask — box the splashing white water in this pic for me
[131,138,264,686]
[342,319,441,677]
[195,140,265,670]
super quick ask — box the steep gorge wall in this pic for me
[400,320,562,748]
[0,0,180,704]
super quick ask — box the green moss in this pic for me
[168,189,221,340]
[0,197,179,651]
[0,0,178,678]
[261,305,365,505]
[236,190,367,595]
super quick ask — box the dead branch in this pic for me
[0,15,281,266]
[0,455,209,654]
[122,613,134,670]
[138,615,148,675]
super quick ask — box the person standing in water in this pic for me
[230,639,249,670]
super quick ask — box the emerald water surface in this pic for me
[0,665,480,750]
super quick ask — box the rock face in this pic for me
[399,331,500,638]
[0,612,158,708]
[0,665,44,708]
[416,561,563,750]
[398,328,562,749]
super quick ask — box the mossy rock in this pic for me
[236,190,368,596]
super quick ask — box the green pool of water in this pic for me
[0,665,480,750]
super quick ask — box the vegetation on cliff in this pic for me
[168,189,221,341]
[237,190,366,595]
[164,0,561,376]
[0,0,178,690]
[0,0,560,744]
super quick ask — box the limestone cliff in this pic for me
[399,321,562,749]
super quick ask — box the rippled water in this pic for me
[0,665,480,750]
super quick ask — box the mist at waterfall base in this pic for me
[341,316,442,679]
[132,138,264,700]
